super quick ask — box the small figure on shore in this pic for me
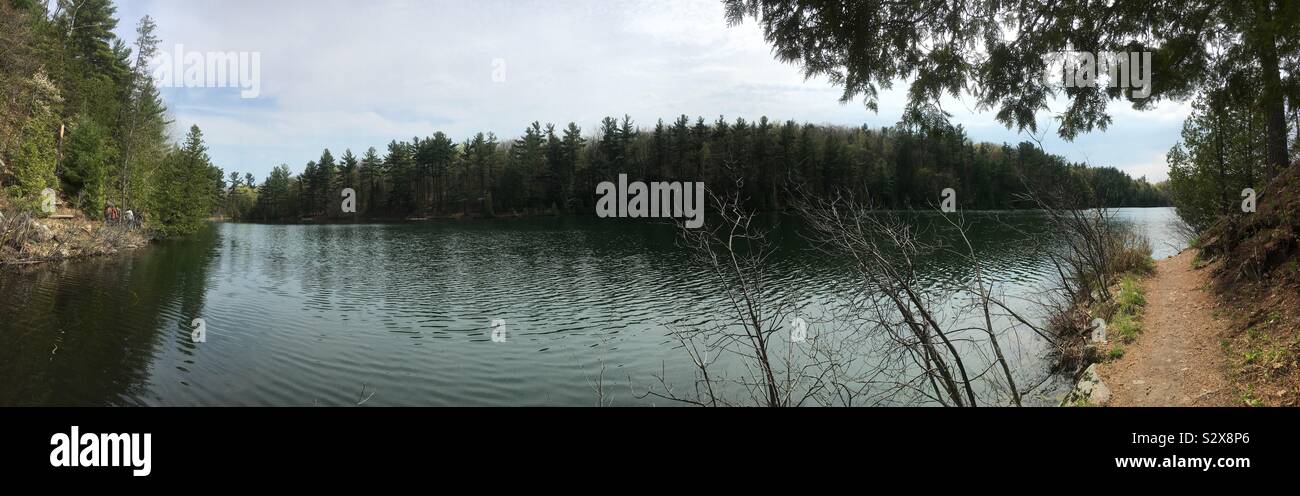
[125,209,135,228]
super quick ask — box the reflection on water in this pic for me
[0,208,1185,406]
[0,227,220,405]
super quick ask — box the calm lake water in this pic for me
[0,208,1185,406]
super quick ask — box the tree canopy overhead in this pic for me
[724,0,1298,174]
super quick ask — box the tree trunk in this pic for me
[1214,107,1228,213]
[1258,17,1289,178]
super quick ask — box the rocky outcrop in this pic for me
[1061,364,1111,406]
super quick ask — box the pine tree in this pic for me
[383,141,414,213]
[61,114,112,216]
[314,149,336,215]
[423,132,456,212]
[558,123,585,211]
[117,15,166,210]
[511,122,546,207]
[151,125,217,238]
[255,164,292,221]
[358,147,381,215]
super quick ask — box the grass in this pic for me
[1109,273,1146,344]
[1094,271,1150,362]
[1115,274,1146,315]
[1240,386,1264,407]
[1191,253,1209,269]
[1107,345,1125,360]
[1267,311,1284,325]
[1238,327,1294,377]
[1054,232,1155,387]
[1112,312,1142,344]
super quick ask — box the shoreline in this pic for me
[0,212,151,269]
[220,205,1178,227]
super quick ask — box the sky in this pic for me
[112,0,1193,183]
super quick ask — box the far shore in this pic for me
[215,205,1175,226]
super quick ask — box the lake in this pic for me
[0,208,1185,406]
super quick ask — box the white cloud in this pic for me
[115,0,1190,182]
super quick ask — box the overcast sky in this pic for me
[113,0,1192,182]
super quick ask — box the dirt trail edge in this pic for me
[1098,250,1236,407]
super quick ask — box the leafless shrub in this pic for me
[1167,215,1200,251]
[646,180,1137,406]
[1011,185,1153,375]
[792,192,1042,406]
[0,210,36,261]
[637,183,871,407]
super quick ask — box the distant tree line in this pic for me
[719,0,1297,236]
[0,0,223,239]
[237,117,1166,222]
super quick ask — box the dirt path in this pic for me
[1098,250,1235,406]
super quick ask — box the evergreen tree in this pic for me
[313,148,336,215]
[511,122,547,207]
[383,141,414,213]
[254,164,293,221]
[558,123,585,210]
[723,0,1298,177]
[229,116,1168,222]
[61,115,112,216]
[1167,94,1269,231]
[10,72,62,199]
[117,14,167,211]
[151,125,219,238]
[358,147,381,215]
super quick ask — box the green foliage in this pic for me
[1166,95,1271,232]
[1108,345,1125,361]
[1238,327,1294,377]
[1191,254,1208,270]
[51,0,129,129]
[0,1,40,160]
[724,0,1297,175]
[13,111,59,197]
[1111,311,1142,344]
[3,185,45,216]
[251,164,294,221]
[2,2,176,236]
[150,126,221,239]
[382,141,416,214]
[1240,388,1263,407]
[1109,274,1147,344]
[1116,274,1147,316]
[724,0,1295,244]
[242,117,1167,222]
[5,68,64,199]
[62,115,113,217]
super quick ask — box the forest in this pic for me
[0,0,222,239]
[235,117,1167,222]
[1,1,1169,232]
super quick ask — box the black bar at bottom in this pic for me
[0,407,1289,484]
